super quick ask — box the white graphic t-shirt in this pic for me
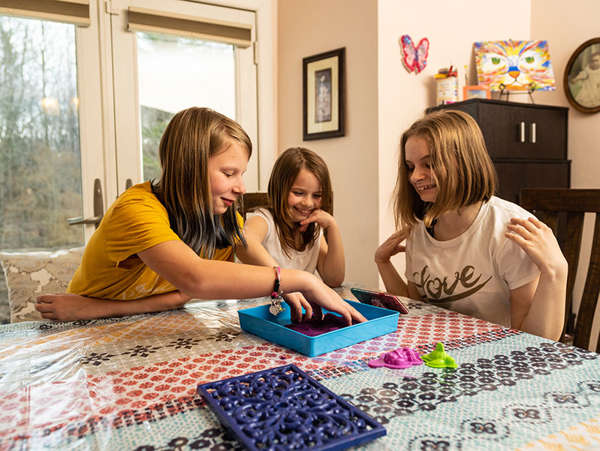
[405,196,540,327]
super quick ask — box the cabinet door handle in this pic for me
[520,121,526,143]
[530,122,536,143]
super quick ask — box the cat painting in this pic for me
[474,40,556,92]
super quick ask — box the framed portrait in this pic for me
[303,47,345,140]
[463,85,491,100]
[564,37,600,114]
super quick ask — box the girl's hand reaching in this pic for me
[505,217,568,277]
[375,228,410,263]
[283,292,316,323]
[291,272,367,325]
[299,209,335,232]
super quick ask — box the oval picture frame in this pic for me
[564,37,600,114]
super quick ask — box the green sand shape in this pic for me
[421,342,457,368]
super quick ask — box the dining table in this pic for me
[0,292,599,450]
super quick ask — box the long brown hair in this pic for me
[268,147,333,256]
[394,110,496,229]
[153,107,252,257]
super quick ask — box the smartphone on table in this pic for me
[350,288,409,314]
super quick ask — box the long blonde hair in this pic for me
[394,110,496,229]
[154,107,252,257]
[268,147,333,256]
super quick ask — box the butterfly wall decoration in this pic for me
[400,35,430,74]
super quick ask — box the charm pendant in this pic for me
[269,300,283,316]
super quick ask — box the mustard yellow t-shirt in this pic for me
[68,181,241,300]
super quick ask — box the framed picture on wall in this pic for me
[564,37,600,114]
[473,40,556,92]
[303,47,345,140]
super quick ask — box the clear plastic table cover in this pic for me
[1,295,600,450]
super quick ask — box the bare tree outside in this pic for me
[0,16,83,252]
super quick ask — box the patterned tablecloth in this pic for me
[0,296,599,450]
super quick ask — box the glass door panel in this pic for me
[110,0,258,195]
[137,32,236,181]
[0,1,258,309]
[0,16,83,251]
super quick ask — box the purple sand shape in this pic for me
[285,313,358,337]
[368,347,422,369]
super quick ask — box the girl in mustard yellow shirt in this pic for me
[36,107,365,325]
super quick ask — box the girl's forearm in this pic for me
[320,224,345,287]
[172,258,317,301]
[138,290,191,309]
[62,291,190,319]
[519,268,567,341]
[139,240,320,302]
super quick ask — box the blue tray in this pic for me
[197,364,386,451]
[238,300,398,357]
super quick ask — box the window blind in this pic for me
[127,7,251,48]
[0,0,90,26]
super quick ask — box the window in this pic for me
[0,16,84,250]
[0,0,259,252]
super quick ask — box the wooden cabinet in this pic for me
[426,99,570,203]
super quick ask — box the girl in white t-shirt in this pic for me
[375,110,567,340]
[237,148,345,320]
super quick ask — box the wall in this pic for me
[377,0,532,283]
[531,0,600,350]
[278,0,380,287]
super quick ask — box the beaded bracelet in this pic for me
[269,266,284,316]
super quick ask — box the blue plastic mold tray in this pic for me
[238,300,398,357]
[197,364,386,451]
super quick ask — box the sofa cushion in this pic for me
[0,247,84,322]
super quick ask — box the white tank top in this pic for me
[247,208,322,274]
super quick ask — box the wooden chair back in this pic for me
[240,192,270,219]
[520,188,600,350]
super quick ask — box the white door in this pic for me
[107,0,259,196]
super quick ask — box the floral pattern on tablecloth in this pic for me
[0,298,599,450]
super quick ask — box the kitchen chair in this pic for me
[240,192,270,219]
[520,188,600,350]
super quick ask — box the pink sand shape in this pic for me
[368,347,422,369]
